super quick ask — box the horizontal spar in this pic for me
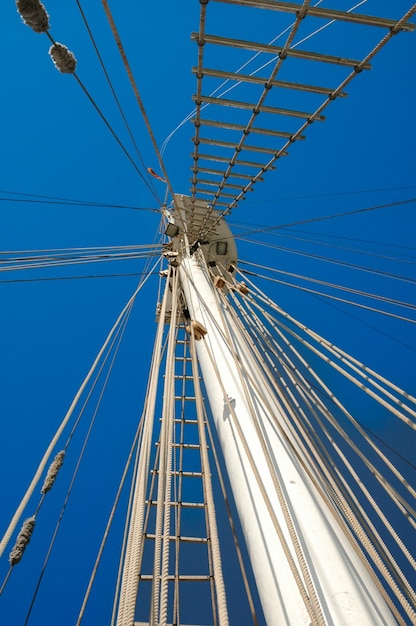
[194,137,289,155]
[192,67,347,98]
[193,166,265,181]
[194,153,277,169]
[208,0,416,31]
[193,118,305,140]
[191,33,372,69]
[192,95,325,120]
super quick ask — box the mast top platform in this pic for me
[167,194,238,275]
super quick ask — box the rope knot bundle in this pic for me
[16,0,50,33]
[41,450,65,494]
[9,516,36,566]
[49,43,77,73]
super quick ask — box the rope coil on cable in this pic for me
[9,516,36,566]
[41,450,65,494]
[49,43,77,73]
[16,0,50,33]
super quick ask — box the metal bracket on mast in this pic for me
[156,194,238,325]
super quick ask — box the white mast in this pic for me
[175,194,396,626]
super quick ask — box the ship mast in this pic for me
[115,195,400,625]
[176,195,396,625]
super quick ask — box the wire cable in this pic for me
[100,0,174,205]
[73,0,160,202]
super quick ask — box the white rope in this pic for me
[76,417,145,626]
[204,410,259,625]
[240,259,416,313]
[157,270,179,626]
[212,287,327,626]
[180,255,323,623]
[199,334,322,625]
[237,290,416,549]
[239,284,416,516]
[189,324,229,626]
[238,269,416,429]
[228,289,416,617]
[116,269,170,626]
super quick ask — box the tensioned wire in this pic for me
[0,193,158,212]
[228,288,413,614]
[99,0,175,211]
[233,304,416,527]
[246,291,416,471]
[24,6,163,208]
[1,243,161,254]
[229,262,416,490]
[236,268,416,429]
[0,249,159,264]
[0,257,160,560]
[233,284,416,443]
[213,266,413,614]
[73,0,160,203]
[0,249,159,262]
[236,292,416,509]
[239,259,416,312]
[117,233,167,620]
[239,239,416,286]
[115,268,172,625]
[210,260,416,501]
[110,326,171,626]
[229,286,416,550]
[21,298,133,624]
[150,269,179,625]
[0,252,162,274]
[0,271,158,285]
[237,185,416,207]
[224,282,416,607]
[230,197,416,245]
[241,229,416,266]
[239,268,416,324]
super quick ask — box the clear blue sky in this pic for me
[0,1,415,624]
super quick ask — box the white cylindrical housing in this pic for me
[179,251,395,626]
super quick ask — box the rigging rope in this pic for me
[151,269,178,625]
[0,260,158,559]
[100,0,174,207]
[181,256,326,625]
[231,197,416,242]
[116,268,171,626]
[24,303,133,625]
[75,396,146,625]
[240,259,416,312]
[241,267,416,324]
[204,411,259,625]
[222,272,416,620]
[189,323,229,626]
[74,0,160,202]
[234,289,416,579]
